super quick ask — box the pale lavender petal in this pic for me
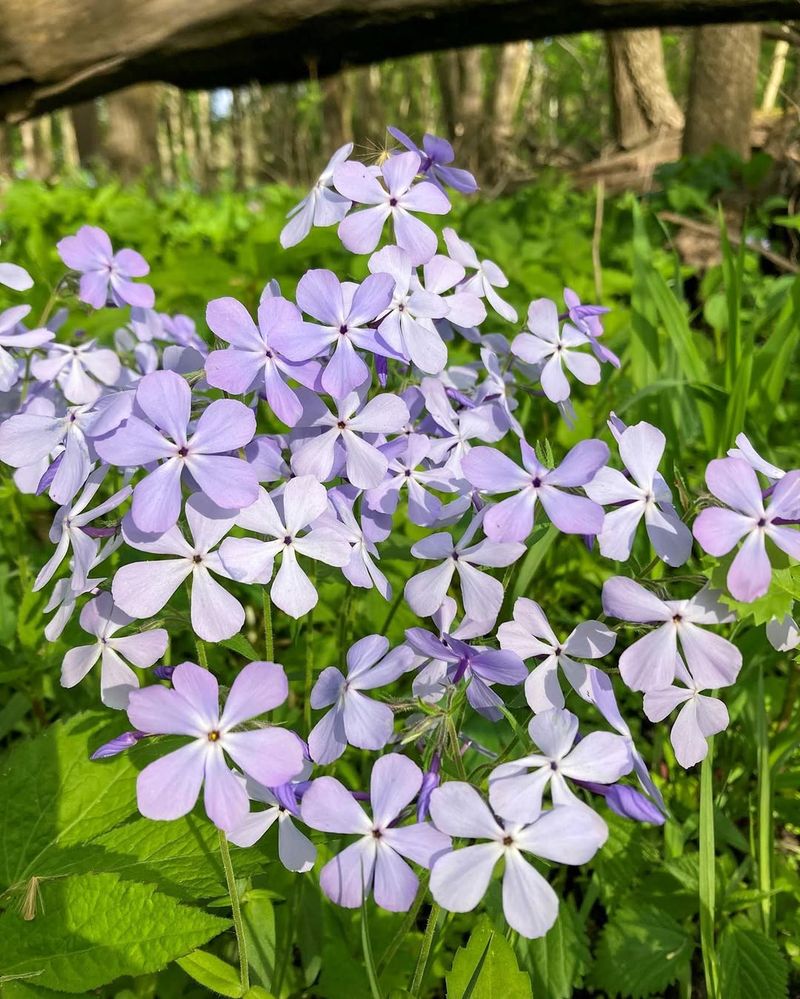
[502,849,559,938]
[301,775,372,834]
[136,743,207,820]
[430,843,500,912]
[224,727,304,786]
[619,625,678,692]
[602,576,671,622]
[692,507,752,556]
[705,457,764,516]
[371,753,422,827]
[428,781,503,839]
[221,660,288,728]
[373,845,420,912]
[204,749,250,830]
[727,530,771,602]
[319,838,377,908]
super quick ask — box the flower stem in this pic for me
[377,875,429,973]
[409,902,440,997]
[217,829,249,994]
[699,739,719,999]
[304,566,316,732]
[195,637,209,669]
[756,664,774,936]
[262,587,274,662]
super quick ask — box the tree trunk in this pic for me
[70,101,102,168]
[0,125,12,176]
[322,73,353,151]
[683,23,761,158]
[59,110,80,171]
[457,47,484,169]
[104,84,160,180]
[487,40,531,178]
[434,51,461,139]
[607,29,684,149]
[196,90,213,187]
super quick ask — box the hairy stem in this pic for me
[262,586,274,662]
[699,739,718,999]
[218,829,250,993]
[757,664,774,936]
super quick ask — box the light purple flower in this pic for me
[693,457,800,602]
[367,245,450,374]
[204,295,320,427]
[113,494,244,642]
[579,781,665,824]
[219,477,351,619]
[429,782,606,938]
[0,260,33,291]
[34,466,131,592]
[90,729,147,760]
[61,591,168,708]
[227,773,317,873]
[563,288,618,367]
[388,127,478,194]
[308,635,413,764]
[766,613,799,651]
[280,142,353,249]
[727,433,784,482]
[404,512,525,623]
[423,254,487,330]
[334,152,451,265]
[95,369,258,533]
[127,660,304,830]
[0,305,53,392]
[320,488,391,598]
[364,434,458,527]
[420,376,506,475]
[601,577,742,692]
[511,299,600,402]
[488,708,631,822]
[271,269,392,399]
[584,421,692,566]
[463,438,607,542]
[498,597,616,712]
[291,389,409,489]
[405,625,526,721]
[0,403,95,505]
[443,228,517,323]
[643,658,730,769]
[301,754,451,911]
[57,226,154,309]
[32,341,121,405]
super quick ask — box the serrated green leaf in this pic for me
[91,815,264,898]
[177,949,244,997]
[0,712,143,894]
[591,904,693,998]
[241,892,276,989]
[516,900,589,999]
[718,925,788,999]
[0,873,229,992]
[446,915,532,999]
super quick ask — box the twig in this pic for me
[657,210,800,274]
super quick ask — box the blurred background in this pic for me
[1,26,798,196]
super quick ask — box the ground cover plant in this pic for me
[0,129,799,999]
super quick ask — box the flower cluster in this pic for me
[1,127,795,940]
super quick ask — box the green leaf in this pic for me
[718,925,789,999]
[0,872,229,993]
[446,915,532,999]
[0,712,143,894]
[177,949,244,997]
[516,900,590,999]
[220,634,262,660]
[241,892,276,989]
[591,904,693,998]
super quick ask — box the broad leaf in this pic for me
[446,915,532,999]
[517,900,590,999]
[718,925,789,999]
[0,873,229,993]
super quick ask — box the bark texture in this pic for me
[607,29,684,149]
[104,84,160,180]
[0,0,795,122]
[683,23,762,158]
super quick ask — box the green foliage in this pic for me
[516,900,590,999]
[718,925,790,999]
[591,905,693,998]
[0,873,229,992]
[446,917,532,999]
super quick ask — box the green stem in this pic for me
[377,875,429,973]
[304,568,316,732]
[409,902,440,997]
[217,829,250,994]
[699,739,718,999]
[262,587,274,662]
[756,664,774,936]
[195,637,209,669]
